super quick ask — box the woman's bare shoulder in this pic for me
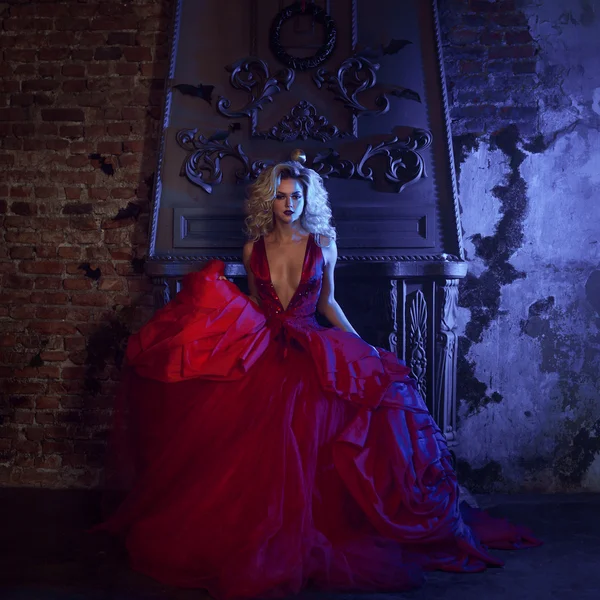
[315,235,337,268]
[315,234,335,249]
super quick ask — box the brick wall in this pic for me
[0,0,541,488]
[439,0,539,137]
[0,0,170,486]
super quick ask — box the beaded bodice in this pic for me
[249,234,324,320]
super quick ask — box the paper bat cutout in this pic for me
[143,173,155,202]
[207,122,242,142]
[173,83,214,105]
[29,352,44,367]
[383,39,412,55]
[356,39,412,60]
[390,87,421,103]
[131,258,145,274]
[113,202,142,221]
[88,153,115,176]
[314,148,341,164]
[78,262,102,280]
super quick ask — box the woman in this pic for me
[97,161,539,599]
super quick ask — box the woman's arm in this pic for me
[242,241,260,305]
[316,238,359,336]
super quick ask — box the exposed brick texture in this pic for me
[0,0,541,488]
[439,0,540,136]
[0,0,170,487]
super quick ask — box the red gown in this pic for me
[97,234,540,599]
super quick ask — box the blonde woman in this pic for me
[95,161,540,600]
[241,161,357,335]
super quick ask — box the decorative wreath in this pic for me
[269,1,337,72]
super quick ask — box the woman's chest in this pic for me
[264,241,308,289]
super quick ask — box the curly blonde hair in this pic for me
[244,161,336,242]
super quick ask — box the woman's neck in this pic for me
[270,221,308,243]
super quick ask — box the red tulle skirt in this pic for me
[93,261,540,599]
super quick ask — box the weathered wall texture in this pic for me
[0,0,170,486]
[0,0,598,490]
[440,0,600,492]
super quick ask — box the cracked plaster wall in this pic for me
[450,0,600,492]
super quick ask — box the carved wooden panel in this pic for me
[173,208,245,249]
[145,0,468,442]
[148,0,463,263]
[152,270,462,445]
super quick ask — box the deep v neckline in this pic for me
[263,234,312,312]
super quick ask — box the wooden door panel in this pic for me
[150,0,461,262]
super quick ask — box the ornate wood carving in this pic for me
[408,290,427,398]
[152,277,171,309]
[313,54,420,119]
[386,279,399,354]
[152,0,466,257]
[255,100,350,142]
[146,254,465,267]
[310,148,354,178]
[177,126,432,194]
[145,0,468,445]
[432,3,465,261]
[269,1,337,72]
[435,279,459,445]
[311,128,433,192]
[216,57,295,133]
[313,56,388,118]
[176,129,269,194]
[148,0,181,257]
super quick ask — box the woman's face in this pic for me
[272,178,305,226]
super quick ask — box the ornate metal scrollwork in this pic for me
[216,57,295,133]
[269,1,337,72]
[176,128,269,194]
[311,128,433,192]
[256,100,350,142]
[409,290,427,398]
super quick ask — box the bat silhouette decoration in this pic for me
[88,153,115,176]
[29,352,44,367]
[315,148,341,164]
[356,38,412,60]
[390,87,421,103]
[382,39,412,55]
[173,83,215,105]
[78,262,102,280]
[207,122,242,142]
[113,202,142,221]
[131,258,145,274]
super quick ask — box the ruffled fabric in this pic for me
[127,262,270,382]
[94,236,540,600]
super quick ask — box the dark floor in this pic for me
[0,489,598,600]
